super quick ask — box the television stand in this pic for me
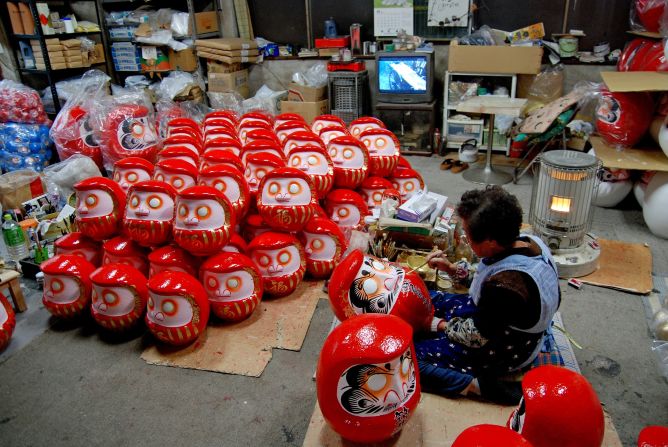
[374,101,437,156]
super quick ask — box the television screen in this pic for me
[378,55,429,95]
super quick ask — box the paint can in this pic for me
[558,35,579,58]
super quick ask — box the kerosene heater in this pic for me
[529,150,602,278]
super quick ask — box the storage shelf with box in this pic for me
[279,82,329,124]
[443,71,518,155]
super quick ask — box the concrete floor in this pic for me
[1,155,667,447]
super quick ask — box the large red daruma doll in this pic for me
[90,264,148,331]
[124,180,177,247]
[257,167,318,232]
[102,236,149,276]
[287,145,335,199]
[316,313,420,444]
[596,88,654,148]
[112,157,154,194]
[74,177,126,241]
[199,165,251,219]
[507,366,604,447]
[51,105,103,167]
[148,244,200,277]
[200,252,263,322]
[100,104,159,166]
[173,185,235,256]
[146,271,210,346]
[54,232,102,266]
[453,425,534,447]
[247,232,306,298]
[328,250,434,331]
[328,136,370,189]
[636,0,665,33]
[359,128,400,177]
[298,217,347,278]
[41,254,96,318]
[0,293,16,352]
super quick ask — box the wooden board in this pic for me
[579,239,653,295]
[302,393,622,446]
[600,71,668,92]
[455,97,527,117]
[141,279,325,377]
[195,37,258,51]
[590,136,668,172]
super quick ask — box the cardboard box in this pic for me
[590,136,668,172]
[207,60,244,73]
[194,11,219,34]
[448,41,543,74]
[208,70,250,97]
[169,48,197,72]
[280,100,329,123]
[600,71,668,92]
[287,82,327,102]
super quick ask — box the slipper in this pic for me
[440,158,454,170]
[451,161,469,173]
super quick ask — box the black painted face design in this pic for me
[349,256,404,315]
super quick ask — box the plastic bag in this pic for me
[0,80,50,125]
[292,62,328,88]
[90,90,160,171]
[630,0,667,34]
[456,25,496,46]
[208,91,244,114]
[155,99,185,140]
[243,85,286,115]
[524,64,565,113]
[0,123,52,172]
[43,154,101,202]
[154,71,204,101]
[50,70,110,168]
[171,11,190,36]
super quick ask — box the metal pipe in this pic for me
[305,0,313,48]
[562,0,571,34]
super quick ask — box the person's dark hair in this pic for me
[456,185,522,247]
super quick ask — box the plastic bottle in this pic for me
[2,214,29,262]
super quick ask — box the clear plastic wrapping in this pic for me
[50,70,110,168]
[525,64,565,113]
[630,0,668,35]
[455,25,496,46]
[0,80,50,125]
[207,91,244,114]
[90,90,160,171]
[43,154,102,202]
[595,88,654,149]
[292,62,329,87]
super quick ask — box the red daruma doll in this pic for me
[90,264,148,331]
[316,314,421,444]
[247,232,306,298]
[287,145,335,199]
[328,250,434,331]
[200,252,263,322]
[173,186,235,256]
[256,167,318,232]
[99,104,159,167]
[41,254,96,318]
[54,232,102,266]
[298,217,347,278]
[112,157,154,194]
[74,177,126,241]
[328,136,369,189]
[124,180,177,247]
[146,271,210,346]
[359,128,401,177]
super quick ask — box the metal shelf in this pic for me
[20,62,106,75]
[15,31,102,39]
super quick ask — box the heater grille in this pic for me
[529,150,601,250]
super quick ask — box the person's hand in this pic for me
[426,250,455,273]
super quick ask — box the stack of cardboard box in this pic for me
[31,38,65,70]
[61,39,83,68]
[280,83,329,123]
[198,38,257,99]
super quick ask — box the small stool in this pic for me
[0,269,27,313]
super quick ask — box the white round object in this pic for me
[594,179,632,207]
[633,181,647,208]
[651,308,668,340]
[649,115,668,158]
[643,171,668,239]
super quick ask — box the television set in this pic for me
[375,51,434,104]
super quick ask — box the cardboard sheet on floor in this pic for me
[141,279,325,376]
[302,394,622,446]
[579,239,653,294]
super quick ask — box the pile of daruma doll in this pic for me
[41,111,426,347]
